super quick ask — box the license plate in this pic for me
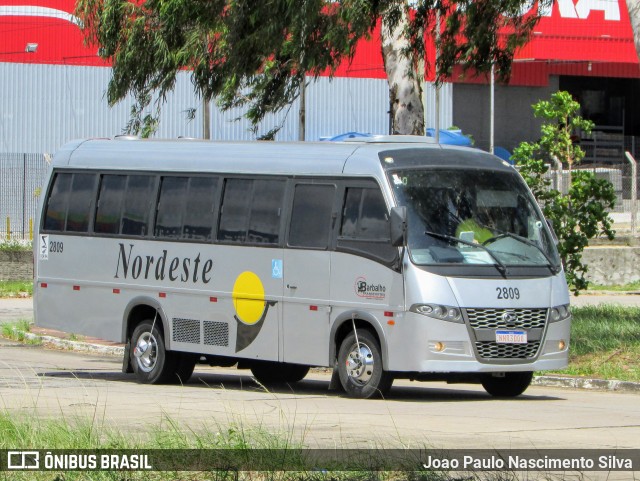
[496,330,527,344]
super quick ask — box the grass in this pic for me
[0,280,33,298]
[0,238,32,251]
[1,319,41,345]
[0,412,438,481]
[551,305,640,382]
[586,281,640,292]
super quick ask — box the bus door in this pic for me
[330,183,404,329]
[282,182,338,366]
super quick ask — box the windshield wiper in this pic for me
[424,230,508,277]
[483,231,561,275]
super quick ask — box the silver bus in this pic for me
[34,136,571,398]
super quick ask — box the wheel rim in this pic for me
[133,332,158,373]
[345,342,374,385]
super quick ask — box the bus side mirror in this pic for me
[390,206,407,247]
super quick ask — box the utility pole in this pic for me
[489,64,495,154]
[203,99,211,140]
[298,78,306,141]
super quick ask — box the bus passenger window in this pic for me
[288,184,336,249]
[217,179,252,243]
[248,180,285,244]
[95,175,126,234]
[155,177,188,239]
[218,178,285,245]
[183,177,218,241]
[43,173,72,232]
[121,175,155,236]
[65,174,97,233]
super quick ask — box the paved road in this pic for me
[0,337,639,453]
[0,297,32,322]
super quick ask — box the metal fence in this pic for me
[0,149,639,241]
[543,136,640,236]
[0,153,49,241]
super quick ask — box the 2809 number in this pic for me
[49,241,64,253]
[496,287,520,300]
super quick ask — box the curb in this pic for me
[532,375,640,393]
[22,331,125,357]
[7,329,640,394]
[579,290,640,296]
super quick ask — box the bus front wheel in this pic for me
[130,320,194,384]
[337,329,393,399]
[481,372,533,397]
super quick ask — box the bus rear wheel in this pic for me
[338,329,393,399]
[250,362,310,385]
[130,320,194,384]
[481,372,533,397]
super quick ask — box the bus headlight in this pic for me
[550,304,571,323]
[410,304,463,323]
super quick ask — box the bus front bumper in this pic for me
[385,312,571,373]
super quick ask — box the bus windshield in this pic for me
[389,168,560,271]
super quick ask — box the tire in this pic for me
[337,329,393,399]
[481,372,533,398]
[172,353,197,384]
[130,320,180,384]
[250,361,310,385]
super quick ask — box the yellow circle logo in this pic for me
[232,271,265,325]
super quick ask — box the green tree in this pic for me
[512,91,616,294]
[75,0,552,137]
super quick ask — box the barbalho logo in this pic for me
[354,276,386,300]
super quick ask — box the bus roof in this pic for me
[53,136,511,177]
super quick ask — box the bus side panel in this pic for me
[203,244,283,361]
[282,249,332,366]
[35,235,125,342]
[37,238,284,361]
[329,252,404,365]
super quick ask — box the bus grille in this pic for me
[475,341,541,359]
[466,308,548,329]
[172,318,201,344]
[204,321,229,347]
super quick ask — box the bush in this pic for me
[512,91,616,294]
[0,239,32,252]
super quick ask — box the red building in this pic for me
[1,0,638,157]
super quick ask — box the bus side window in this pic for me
[65,174,98,233]
[340,187,389,240]
[337,186,397,266]
[43,173,72,232]
[95,175,126,235]
[218,178,253,243]
[183,177,218,241]
[121,175,155,236]
[218,178,285,245]
[288,184,336,249]
[155,176,188,239]
[248,179,285,244]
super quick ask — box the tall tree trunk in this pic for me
[628,0,640,63]
[381,9,425,135]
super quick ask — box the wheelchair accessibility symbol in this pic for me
[271,259,283,279]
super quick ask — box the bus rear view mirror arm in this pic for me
[390,206,407,247]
